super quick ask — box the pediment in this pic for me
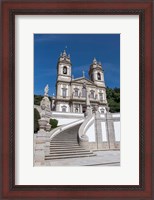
[72,77,94,85]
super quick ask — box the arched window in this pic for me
[90,90,95,99]
[61,105,67,112]
[74,88,79,97]
[97,72,101,80]
[62,88,67,97]
[100,108,105,113]
[63,66,67,74]
[99,92,104,101]
[82,88,86,97]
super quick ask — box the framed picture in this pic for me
[1,0,153,199]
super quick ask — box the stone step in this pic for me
[52,137,77,140]
[50,143,79,147]
[45,153,95,160]
[50,146,85,150]
[46,123,96,160]
[46,151,94,156]
[50,140,78,143]
[50,144,78,146]
[49,149,92,154]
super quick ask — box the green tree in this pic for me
[106,87,120,113]
[34,108,40,133]
[34,95,43,105]
[34,94,52,105]
[49,118,58,128]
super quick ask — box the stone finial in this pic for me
[93,57,97,64]
[82,70,85,77]
[63,49,67,56]
[44,84,49,96]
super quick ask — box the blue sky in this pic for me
[34,34,120,96]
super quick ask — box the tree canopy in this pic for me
[106,87,120,113]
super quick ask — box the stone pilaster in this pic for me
[95,112,103,149]
[106,112,115,149]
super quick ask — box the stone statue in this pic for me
[44,84,49,96]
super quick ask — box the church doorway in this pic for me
[82,105,86,113]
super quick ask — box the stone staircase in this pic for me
[45,124,95,160]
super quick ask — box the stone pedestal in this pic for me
[38,118,48,131]
[79,135,89,150]
[34,131,49,165]
[46,123,51,132]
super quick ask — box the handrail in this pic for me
[78,114,95,149]
[49,118,84,139]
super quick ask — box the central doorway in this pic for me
[82,105,86,113]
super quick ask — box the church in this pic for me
[52,50,108,114]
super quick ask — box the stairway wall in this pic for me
[84,112,120,150]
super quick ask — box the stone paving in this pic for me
[43,150,120,166]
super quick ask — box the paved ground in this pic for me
[44,150,120,166]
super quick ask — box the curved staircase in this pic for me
[45,124,95,160]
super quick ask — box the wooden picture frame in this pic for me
[1,0,153,199]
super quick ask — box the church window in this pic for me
[75,105,79,113]
[82,87,86,97]
[74,88,79,97]
[100,108,105,113]
[99,93,103,101]
[62,105,67,112]
[62,88,67,97]
[97,72,101,80]
[63,66,67,74]
[90,90,95,99]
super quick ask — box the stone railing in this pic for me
[78,114,95,149]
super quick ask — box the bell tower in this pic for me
[57,50,72,82]
[56,50,72,108]
[89,58,106,87]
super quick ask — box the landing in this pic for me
[37,150,120,166]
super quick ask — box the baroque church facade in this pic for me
[52,50,108,114]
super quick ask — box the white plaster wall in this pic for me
[112,113,120,118]
[55,118,79,125]
[114,121,121,141]
[101,122,107,141]
[52,112,84,117]
[100,114,105,118]
[86,123,96,142]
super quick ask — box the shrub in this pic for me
[34,108,40,133]
[49,118,58,128]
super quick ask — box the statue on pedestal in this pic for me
[44,84,49,96]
